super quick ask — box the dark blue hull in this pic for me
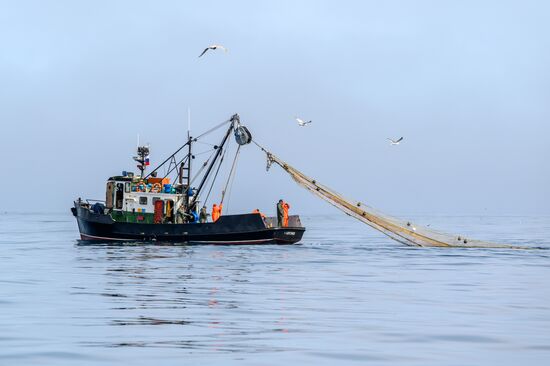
[72,203,305,244]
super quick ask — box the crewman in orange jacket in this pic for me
[212,203,223,222]
[282,201,290,227]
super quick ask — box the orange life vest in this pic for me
[212,204,222,222]
[282,202,290,226]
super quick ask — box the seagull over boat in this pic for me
[198,44,228,57]
[387,137,403,145]
[295,117,312,127]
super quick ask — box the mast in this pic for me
[184,108,192,208]
[143,113,237,214]
[133,145,150,177]
[183,134,193,209]
[193,115,237,200]
[187,108,192,191]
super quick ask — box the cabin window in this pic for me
[139,196,148,205]
[152,197,161,204]
[124,182,131,193]
[115,183,124,209]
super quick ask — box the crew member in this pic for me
[252,208,266,219]
[276,199,284,227]
[199,206,210,223]
[212,203,223,222]
[283,201,290,227]
[176,205,185,224]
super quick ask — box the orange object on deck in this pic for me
[212,203,223,222]
[283,202,290,227]
[147,177,170,186]
[154,200,164,224]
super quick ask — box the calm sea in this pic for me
[1,213,549,365]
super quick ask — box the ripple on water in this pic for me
[0,214,549,365]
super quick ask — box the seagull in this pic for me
[198,44,228,58]
[295,117,312,127]
[387,137,403,145]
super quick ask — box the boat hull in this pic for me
[72,203,305,244]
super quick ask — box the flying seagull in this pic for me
[387,137,403,145]
[295,117,312,127]
[198,44,228,57]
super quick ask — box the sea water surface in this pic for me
[0,213,549,365]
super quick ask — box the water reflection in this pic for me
[74,243,293,352]
[60,216,550,363]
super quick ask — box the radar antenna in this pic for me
[133,145,150,177]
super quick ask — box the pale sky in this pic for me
[1,0,549,215]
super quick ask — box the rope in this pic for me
[195,118,232,140]
[194,149,216,156]
[204,145,228,205]
[222,152,240,213]
[194,140,217,147]
[163,155,189,181]
[221,145,241,205]
[145,117,231,179]
[190,149,217,185]
[145,140,190,179]
[252,140,268,153]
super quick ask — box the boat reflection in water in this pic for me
[74,243,294,352]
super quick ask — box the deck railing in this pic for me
[263,215,302,228]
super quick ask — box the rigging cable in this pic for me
[195,118,232,140]
[193,118,236,199]
[190,149,218,186]
[163,155,189,181]
[145,140,190,179]
[194,140,217,147]
[203,145,229,205]
[145,117,230,179]
[163,149,214,186]
[221,150,240,214]
[221,145,241,206]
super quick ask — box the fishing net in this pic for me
[261,149,519,248]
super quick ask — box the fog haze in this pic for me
[1,0,548,215]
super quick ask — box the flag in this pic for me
[145,155,150,166]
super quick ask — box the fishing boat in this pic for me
[71,114,305,244]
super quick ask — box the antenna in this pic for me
[184,107,193,211]
[187,107,191,138]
